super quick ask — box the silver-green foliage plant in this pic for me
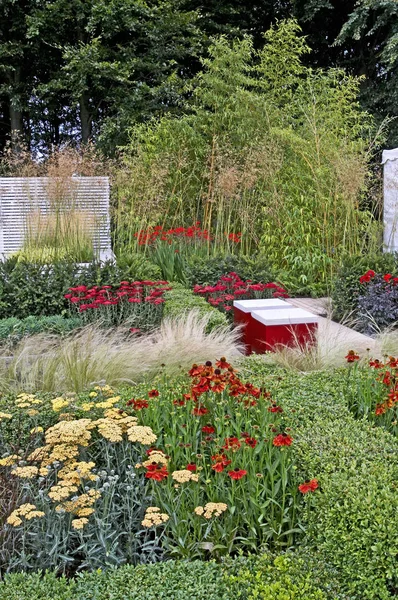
[116,19,383,293]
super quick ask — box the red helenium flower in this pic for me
[298,479,319,494]
[273,433,293,447]
[228,468,247,480]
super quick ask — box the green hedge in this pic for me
[243,360,398,600]
[163,283,229,331]
[0,316,81,342]
[0,554,328,600]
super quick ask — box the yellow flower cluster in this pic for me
[15,393,42,409]
[142,451,168,468]
[56,489,101,514]
[94,418,123,442]
[96,396,120,409]
[94,385,114,396]
[0,455,19,466]
[127,425,157,445]
[71,517,89,530]
[7,503,45,527]
[11,466,39,479]
[45,419,93,447]
[81,402,95,411]
[52,397,70,412]
[30,426,43,434]
[0,411,12,421]
[171,470,199,483]
[141,507,169,528]
[194,503,228,519]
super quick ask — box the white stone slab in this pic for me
[233,299,292,313]
[383,149,398,252]
[252,307,319,326]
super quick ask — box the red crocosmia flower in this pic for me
[202,425,215,434]
[268,404,283,413]
[223,437,241,451]
[145,463,169,481]
[298,479,319,494]
[211,454,231,472]
[228,468,247,480]
[186,463,197,472]
[384,273,392,283]
[148,389,159,398]
[345,350,360,363]
[245,437,257,448]
[273,433,293,447]
[192,405,209,416]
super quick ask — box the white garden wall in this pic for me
[0,176,113,260]
[383,149,398,252]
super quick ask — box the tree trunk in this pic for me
[9,67,23,152]
[80,94,92,143]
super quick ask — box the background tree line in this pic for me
[1,0,397,156]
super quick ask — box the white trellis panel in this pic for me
[0,177,113,261]
[383,149,398,253]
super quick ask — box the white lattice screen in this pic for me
[0,177,113,260]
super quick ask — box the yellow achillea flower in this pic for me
[141,507,169,528]
[27,409,39,417]
[89,392,98,398]
[57,489,101,514]
[48,484,78,501]
[11,466,39,479]
[143,452,168,467]
[30,426,44,434]
[57,461,97,485]
[194,502,228,519]
[7,503,45,527]
[127,425,157,445]
[94,418,123,442]
[45,419,92,447]
[0,412,12,420]
[71,518,89,530]
[103,408,128,420]
[0,455,19,466]
[171,470,199,483]
[76,507,95,517]
[95,396,120,409]
[81,402,95,411]
[52,397,70,412]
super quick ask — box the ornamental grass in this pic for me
[0,312,242,393]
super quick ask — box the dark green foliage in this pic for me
[163,283,228,331]
[0,256,162,319]
[331,253,398,322]
[185,254,276,287]
[0,316,81,342]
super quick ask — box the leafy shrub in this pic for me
[0,316,81,343]
[163,283,228,331]
[357,272,398,333]
[331,253,398,323]
[0,560,232,600]
[185,254,276,288]
[0,257,162,319]
[243,362,398,600]
[227,553,327,599]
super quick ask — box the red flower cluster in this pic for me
[65,281,171,313]
[134,223,243,247]
[145,462,169,481]
[272,433,293,447]
[359,270,398,285]
[345,350,360,363]
[298,479,319,494]
[368,355,398,416]
[194,272,289,313]
[127,398,149,410]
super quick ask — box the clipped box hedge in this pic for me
[163,283,229,331]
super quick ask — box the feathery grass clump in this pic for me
[0,311,243,393]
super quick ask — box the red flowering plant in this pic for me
[120,358,314,558]
[193,272,289,318]
[357,270,398,333]
[345,351,398,435]
[65,280,171,330]
[134,224,242,283]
